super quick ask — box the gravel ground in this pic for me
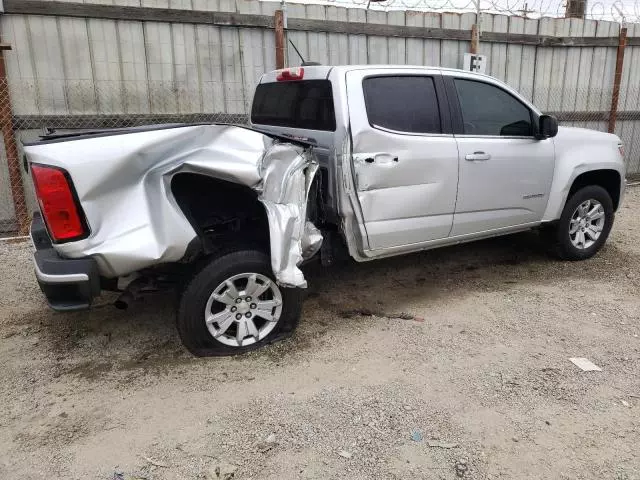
[1,187,639,480]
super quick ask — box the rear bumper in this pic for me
[31,213,100,311]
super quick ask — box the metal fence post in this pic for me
[275,10,285,69]
[608,26,627,134]
[0,43,29,235]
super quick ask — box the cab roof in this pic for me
[258,65,495,83]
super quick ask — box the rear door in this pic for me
[346,69,459,250]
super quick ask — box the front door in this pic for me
[448,76,555,236]
[346,69,459,250]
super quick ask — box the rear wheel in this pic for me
[177,250,303,356]
[547,185,614,260]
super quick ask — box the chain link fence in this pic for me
[0,77,27,236]
[0,78,251,236]
[1,77,638,236]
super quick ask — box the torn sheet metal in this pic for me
[259,142,320,287]
[24,124,321,287]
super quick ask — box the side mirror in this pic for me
[537,114,558,139]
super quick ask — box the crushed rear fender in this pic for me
[24,124,322,288]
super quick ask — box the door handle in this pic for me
[465,151,491,161]
[356,153,399,164]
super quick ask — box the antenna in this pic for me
[288,39,306,65]
[287,39,321,67]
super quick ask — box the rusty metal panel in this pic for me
[286,3,308,67]
[619,23,640,174]
[405,10,425,66]
[29,15,68,115]
[561,18,585,124]
[387,11,407,65]
[440,13,460,68]
[584,20,617,131]
[326,6,349,66]
[533,18,555,111]
[118,18,150,114]
[58,16,97,114]
[88,17,125,114]
[306,4,330,66]
[486,14,509,81]
[504,16,526,94]
[346,7,367,64]
[0,15,38,115]
[367,10,389,64]
[423,12,442,66]
[260,1,278,72]
[173,23,202,114]
[505,16,538,101]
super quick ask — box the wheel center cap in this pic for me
[237,302,250,314]
[580,219,586,228]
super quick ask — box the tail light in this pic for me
[31,164,88,243]
[276,67,304,81]
[618,143,625,158]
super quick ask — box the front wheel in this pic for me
[547,185,614,261]
[177,250,303,356]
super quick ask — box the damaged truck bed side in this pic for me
[25,65,626,356]
[28,125,320,287]
[26,125,322,355]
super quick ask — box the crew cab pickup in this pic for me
[25,65,626,356]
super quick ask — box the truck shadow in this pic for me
[31,229,638,375]
[300,229,636,332]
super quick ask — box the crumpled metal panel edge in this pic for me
[258,142,320,287]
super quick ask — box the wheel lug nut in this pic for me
[231,306,237,312]
[250,303,257,309]
[235,298,242,304]
[246,296,252,302]
[245,312,252,318]
[235,313,242,320]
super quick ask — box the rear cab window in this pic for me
[251,80,336,131]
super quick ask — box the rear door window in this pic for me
[251,80,336,131]
[362,76,441,134]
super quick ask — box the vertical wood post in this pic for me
[275,10,285,69]
[0,44,28,235]
[470,24,479,54]
[608,26,627,133]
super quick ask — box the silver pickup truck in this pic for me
[25,65,626,356]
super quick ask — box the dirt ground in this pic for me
[1,188,639,480]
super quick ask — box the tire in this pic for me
[547,185,614,261]
[177,249,303,357]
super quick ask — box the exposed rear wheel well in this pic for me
[569,169,621,210]
[171,173,269,254]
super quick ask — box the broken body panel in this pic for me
[24,124,321,288]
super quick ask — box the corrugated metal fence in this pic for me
[1,0,639,234]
